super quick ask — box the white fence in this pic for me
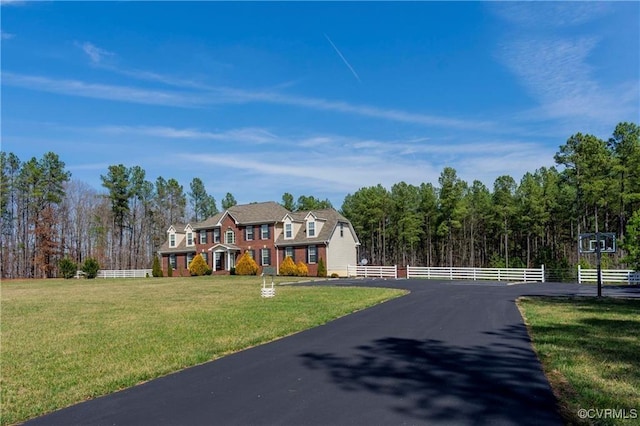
[406,266,545,282]
[347,265,398,279]
[93,269,153,278]
[577,266,640,284]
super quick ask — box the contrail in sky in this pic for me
[324,33,361,82]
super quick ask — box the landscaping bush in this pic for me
[82,258,100,279]
[189,254,211,276]
[235,252,259,275]
[58,257,77,279]
[317,257,327,277]
[279,256,297,276]
[167,266,173,277]
[152,256,163,277]
[330,273,340,278]
[296,261,308,277]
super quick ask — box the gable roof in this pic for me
[275,208,359,246]
[193,202,290,229]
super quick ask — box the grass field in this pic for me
[518,297,640,426]
[0,276,406,425]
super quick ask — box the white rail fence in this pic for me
[577,266,640,285]
[406,266,545,282]
[347,265,398,279]
[76,269,153,278]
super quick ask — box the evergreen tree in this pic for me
[317,257,327,277]
[82,257,100,279]
[58,257,77,279]
[281,192,296,211]
[152,255,163,277]
[189,177,218,221]
[222,192,237,210]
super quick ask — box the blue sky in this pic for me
[2,1,639,208]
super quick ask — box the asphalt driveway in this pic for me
[26,280,607,426]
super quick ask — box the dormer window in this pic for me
[285,223,293,239]
[307,221,316,238]
[186,232,193,246]
[169,233,176,247]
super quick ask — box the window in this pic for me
[225,229,235,244]
[187,232,193,246]
[308,245,317,263]
[261,224,270,240]
[213,228,220,243]
[199,230,207,244]
[186,253,194,268]
[285,223,293,239]
[261,248,271,266]
[340,223,344,237]
[308,221,316,238]
[169,254,176,269]
[169,233,176,247]
[245,226,254,241]
[215,252,222,270]
[201,252,208,264]
[247,249,255,260]
[285,246,294,261]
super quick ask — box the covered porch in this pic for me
[208,243,241,272]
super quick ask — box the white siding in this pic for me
[327,223,357,277]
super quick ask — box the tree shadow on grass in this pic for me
[300,330,562,425]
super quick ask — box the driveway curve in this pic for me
[26,280,600,426]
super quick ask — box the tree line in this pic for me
[1,122,638,278]
[342,122,640,277]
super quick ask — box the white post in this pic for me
[577,265,581,284]
[541,264,545,283]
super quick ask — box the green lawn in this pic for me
[518,297,640,426]
[0,276,406,425]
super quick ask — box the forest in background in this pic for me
[1,122,639,279]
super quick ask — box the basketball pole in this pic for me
[595,208,602,298]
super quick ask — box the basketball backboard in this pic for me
[578,232,616,254]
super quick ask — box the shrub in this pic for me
[152,256,163,277]
[330,273,340,278]
[58,257,77,279]
[279,256,297,276]
[189,254,211,276]
[235,252,259,275]
[168,266,173,277]
[296,261,308,277]
[82,258,100,279]
[317,257,327,277]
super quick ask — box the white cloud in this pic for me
[1,31,15,39]
[76,41,114,64]
[500,36,638,126]
[2,72,203,107]
[489,2,612,29]
[98,125,277,144]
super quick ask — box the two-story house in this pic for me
[158,201,360,277]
